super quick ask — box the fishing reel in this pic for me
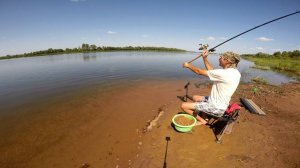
[186,44,210,63]
[198,44,209,51]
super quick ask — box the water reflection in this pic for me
[82,53,97,61]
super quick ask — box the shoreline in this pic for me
[0,47,187,60]
[1,80,299,167]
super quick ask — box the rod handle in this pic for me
[188,55,202,63]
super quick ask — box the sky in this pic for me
[0,0,299,56]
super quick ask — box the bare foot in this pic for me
[195,121,207,126]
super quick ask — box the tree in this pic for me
[290,50,300,58]
[273,51,281,57]
[90,44,97,50]
[48,48,54,53]
[281,51,288,57]
[82,43,90,50]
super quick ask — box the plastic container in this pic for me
[172,114,197,132]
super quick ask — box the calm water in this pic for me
[0,51,293,114]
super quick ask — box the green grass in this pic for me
[250,65,271,70]
[243,56,300,79]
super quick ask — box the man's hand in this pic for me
[183,62,190,68]
[202,50,209,58]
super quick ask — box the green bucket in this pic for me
[172,114,197,133]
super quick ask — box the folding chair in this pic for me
[196,103,241,144]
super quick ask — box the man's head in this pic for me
[219,52,240,68]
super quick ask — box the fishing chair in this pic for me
[194,103,241,144]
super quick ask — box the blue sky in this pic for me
[0,0,299,56]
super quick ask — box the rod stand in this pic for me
[177,82,193,102]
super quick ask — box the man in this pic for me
[181,50,241,126]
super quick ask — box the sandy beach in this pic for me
[133,81,300,168]
[1,80,299,168]
[0,80,189,168]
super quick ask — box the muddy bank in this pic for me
[1,80,299,168]
[0,80,187,168]
[132,82,300,168]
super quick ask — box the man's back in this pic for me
[207,68,241,109]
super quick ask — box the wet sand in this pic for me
[0,80,187,168]
[1,80,300,168]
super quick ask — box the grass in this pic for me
[243,56,300,80]
[250,65,271,70]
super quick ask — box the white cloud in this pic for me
[206,36,216,41]
[257,37,273,42]
[199,38,204,41]
[219,37,226,40]
[256,47,264,50]
[141,34,149,38]
[107,31,117,34]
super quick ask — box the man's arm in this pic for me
[202,50,214,70]
[183,62,208,76]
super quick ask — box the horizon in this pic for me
[2,43,300,58]
[0,0,299,56]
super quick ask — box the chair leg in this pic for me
[225,122,235,134]
[215,124,228,144]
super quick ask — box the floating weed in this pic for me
[251,77,268,85]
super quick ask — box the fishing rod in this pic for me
[188,10,300,63]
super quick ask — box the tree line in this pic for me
[242,50,300,58]
[0,43,186,60]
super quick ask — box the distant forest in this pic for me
[0,43,186,60]
[241,50,300,58]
